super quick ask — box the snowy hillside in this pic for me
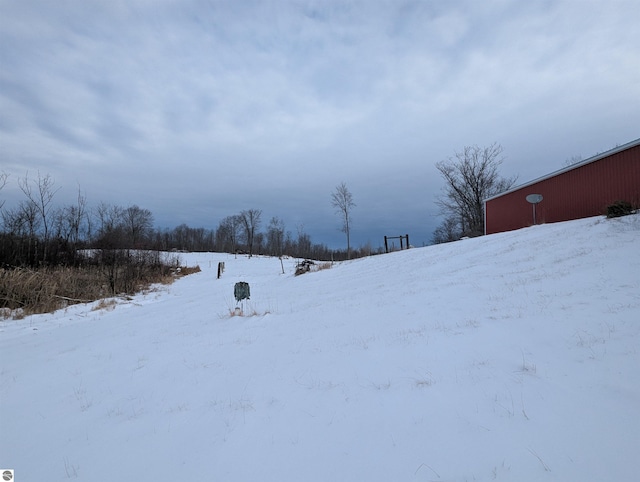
[1,214,639,482]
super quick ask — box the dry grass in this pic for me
[0,261,201,318]
[91,298,117,312]
[227,307,271,318]
[174,265,201,277]
[0,266,104,315]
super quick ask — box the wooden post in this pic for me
[384,236,389,253]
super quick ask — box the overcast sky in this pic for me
[1,0,639,249]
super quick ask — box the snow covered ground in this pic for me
[1,214,639,482]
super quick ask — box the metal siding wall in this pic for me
[486,145,640,234]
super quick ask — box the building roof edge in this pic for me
[485,137,640,203]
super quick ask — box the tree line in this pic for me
[0,172,365,269]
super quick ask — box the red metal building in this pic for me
[484,138,640,235]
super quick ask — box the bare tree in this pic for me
[13,200,40,265]
[55,186,88,245]
[18,172,60,261]
[431,215,462,244]
[295,224,312,259]
[123,205,154,248]
[331,182,355,259]
[216,215,242,254]
[95,203,122,245]
[239,209,262,257]
[435,143,516,239]
[20,200,41,237]
[2,206,26,236]
[254,232,264,255]
[266,216,285,256]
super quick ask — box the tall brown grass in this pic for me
[0,261,201,317]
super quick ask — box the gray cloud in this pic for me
[1,0,639,248]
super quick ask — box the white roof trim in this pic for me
[485,137,640,203]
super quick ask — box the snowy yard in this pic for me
[1,214,639,481]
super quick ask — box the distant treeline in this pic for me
[0,172,379,270]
